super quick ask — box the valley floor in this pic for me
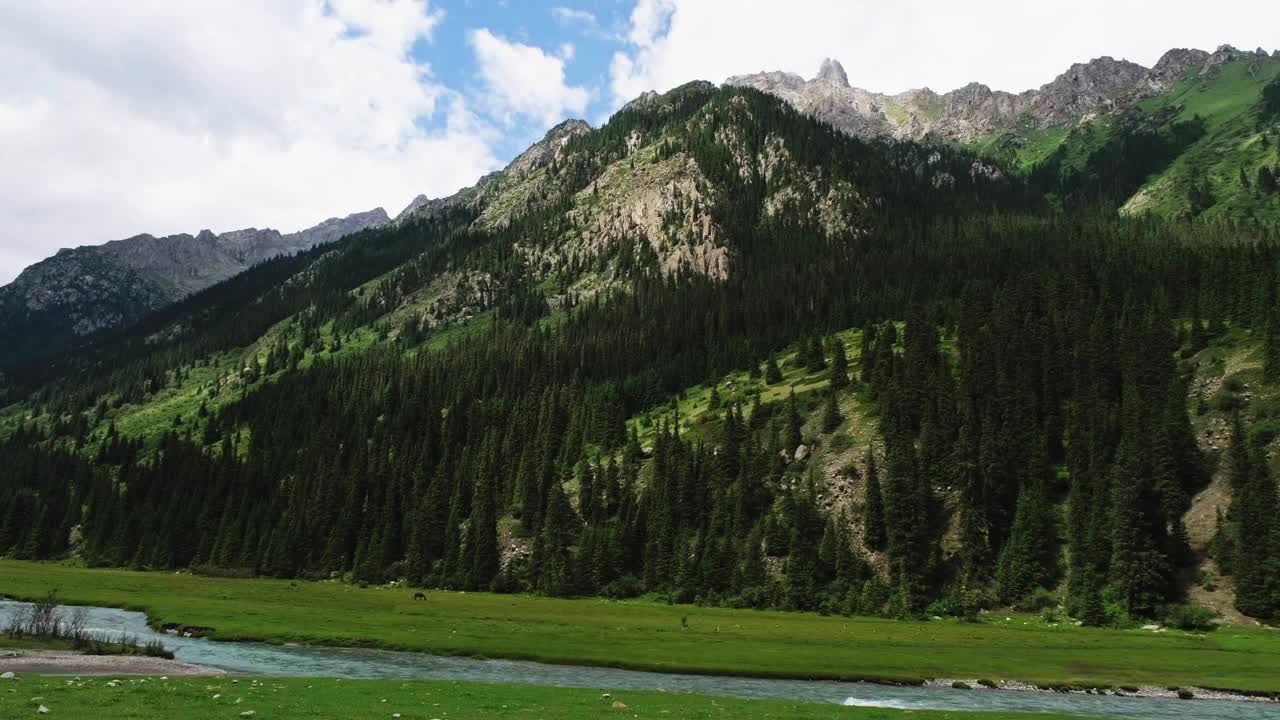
[1,561,1278,694]
[0,675,1095,720]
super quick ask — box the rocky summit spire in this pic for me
[815,58,849,87]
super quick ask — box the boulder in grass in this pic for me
[0,672,14,680]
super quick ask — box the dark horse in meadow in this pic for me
[413,592,427,601]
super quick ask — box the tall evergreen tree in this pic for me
[862,449,887,551]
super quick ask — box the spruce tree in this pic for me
[862,449,887,551]
[783,391,804,453]
[821,390,842,433]
[536,482,576,597]
[995,460,1057,603]
[1231,430,1280,618]
[765,353,783,384]
[830,338,849,391]
[469,472,499,590]
[1265,305,1280,384]
[806,335,827,372]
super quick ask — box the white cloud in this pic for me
[625,0,675,48]
[0,0,499,285]
[467,28,590,127]
[551,6,598,29]
[609,0,1280,107]
[551,5,623,42]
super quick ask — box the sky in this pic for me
[1,0,1278,285]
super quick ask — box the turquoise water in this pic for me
[3,600,1277,720]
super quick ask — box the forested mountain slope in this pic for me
[0,209,389,387]
[2,82,1280,627]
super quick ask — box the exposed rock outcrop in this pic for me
[0,208,388,338]
[726,48,1237,142]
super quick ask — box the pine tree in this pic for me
[806,335,827,372]
[995,452,1058,603]
[830,338,849,391]
[536,482,576,597]
[469,471,499,590]
[765,353,783,384]
[738,522,767,592]
[1259,166,1277,194]
[1231,425,1280,619]
[821,391,842,433]
[862,449,887,551]
[783,391,803,454]
[1265,305,1280,384]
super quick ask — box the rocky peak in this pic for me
[1150,48,1210,88]
[1029,56,1148,125]
[544,118,591,142]
[723,45,1266,144]
[815,58,850,88]
[292,208,389,247]
[1202,45,1243,76]
[1,207,388,338]
[1041,56,1147,96]
[395,194,435,223]
[503,119,591,183]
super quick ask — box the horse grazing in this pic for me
[413,592,427,601]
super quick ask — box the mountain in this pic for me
[729,46,1280,222]
[3,74,1280,626]
[727,46,1271,144]
[0,208,388,365]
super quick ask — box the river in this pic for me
[1,600,1276,720]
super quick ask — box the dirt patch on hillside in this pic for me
[1185,559,1259,626]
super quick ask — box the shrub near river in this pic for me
[2,561,1279,693]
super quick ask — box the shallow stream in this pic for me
[2,600,1276,720]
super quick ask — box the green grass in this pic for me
[628,330,864,449]
[1123,58,1280,222]
[971,125,1073,174]
[0,676,1094,720]
[421,310,494,354]
[1146,61,1280,130]
[963,57,1280,223]
[3,561,1280,692]
[0,635,76,651]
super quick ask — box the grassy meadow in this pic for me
[2,561,1279,693]
[0,676,1101,720]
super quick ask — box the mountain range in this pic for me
[3,44,1277,359]
[728,46,1274,142]
[732,45,1280,223]
[2,46,1280,625]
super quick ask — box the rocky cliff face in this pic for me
[394,119,592,227]
[0,208,388,339]
[726,46,1269,142]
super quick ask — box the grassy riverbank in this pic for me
[1,560,1278,692]
[0,675,1096,720]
